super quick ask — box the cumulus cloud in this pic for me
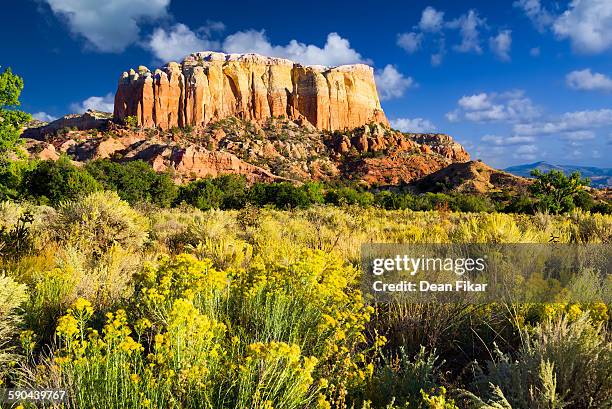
[513,144,538,160]
[222,31,370,66]
[566,69,612,92]
[513,0,554,32]
[43,0,170,52]
[32,112,57,122]
[448,10,486,54]
[397,7,492,64]
[481,135,535,145]
[562,130,596,147]
[396,32,423,53]
[489,30,512,61]
[418,7,445,32]
[374,65,415,101]
[148,23,220,62]
[513,108,612,136]
[447,90,540,123]
[390,117,436,133]
[70,93,115,113]
[553,0,612,54]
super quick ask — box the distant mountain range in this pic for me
[505,161,612,188]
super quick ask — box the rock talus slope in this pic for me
[113,52,388,131]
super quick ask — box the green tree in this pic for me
[85,159,178,207]
[23,156,100,204]
[248,182,313,209]
[176,178,224,210]
[0,67,31,159]
[529,169,590,214]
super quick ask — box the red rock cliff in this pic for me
[113,52,388,131]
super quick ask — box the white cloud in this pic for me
[222,31,370,66]
[530,47,541,56]
[489,30,512,61]
[448,90,540,123]
[374,65,414,101]
[32,112,57,122]
[562,130,596,140]
[458,93,492,110]
[43,0,170,52]
[390,117,436,133]
[418,7,445,32]
[562,130,596,146]
[396,32,423,53]
[566,69,612,92]
[148,23,220,62]
[430,53,444,66]
[199,20,225,37]
[70,93,114,113]
[481,135,535,145]
[514,144,538,160]
[513,108,612,136]
[553,0,612,54]
[448,10,486,54]
[513,0,554,32]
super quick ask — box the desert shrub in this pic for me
[0,210,34,260]
[123,115,138,128]
[23,156,101,204]
[568,210,612,243]
[0,274,28,384]
[453,194,495,213]
[592,200,612,215]
[573,189,595,211]
[451,213,544,243]
[504,193,536,214]
[50,191,149,255]
[86,159,178,207]
[413,193,453,211]
[365,347,443,407]
[470,314,612,409]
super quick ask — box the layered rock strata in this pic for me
[113,52,388,131]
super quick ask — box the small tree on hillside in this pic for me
[0,67,31,159]
[529,169,590,214]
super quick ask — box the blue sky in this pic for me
[2,0,611,168]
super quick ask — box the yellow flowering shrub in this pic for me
[135,254,227,323]
[8,207,609,409]
[235,341,319,409]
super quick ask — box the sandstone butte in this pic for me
[113,52,389,131]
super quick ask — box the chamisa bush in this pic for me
[0,197,609,408]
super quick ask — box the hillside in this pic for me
[414,160,530,193]
[23,112,470,186]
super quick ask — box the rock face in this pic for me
[113,52,388,131]
[24,118,473,187]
